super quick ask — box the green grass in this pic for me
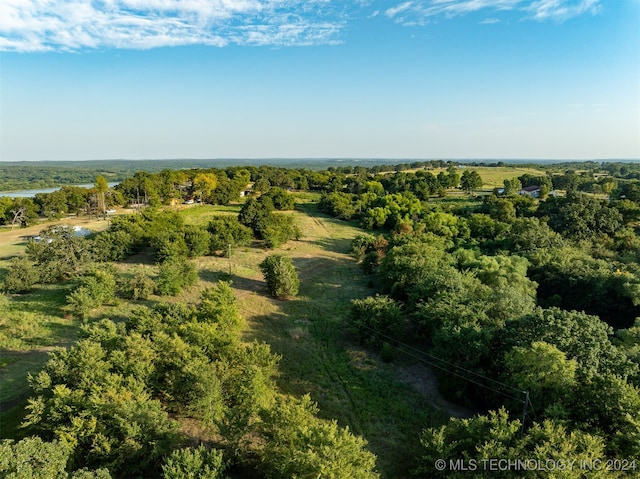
[178,203,242,225]
[467,166,546,190]
[0,283,81,438]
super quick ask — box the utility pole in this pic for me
[521,390,530,436]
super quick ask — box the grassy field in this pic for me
[428,165,547,190]
[0,201,460,477]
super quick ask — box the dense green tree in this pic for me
[65,267,117,319]
[460,170,483,194]
[497,307,636,382]
[207,216,253,253]
[66,285,97,320]
[26,226,93,282]
[260,395,379,479]
[2,256,39,293]
[238,197,273,232]
[453,250,536,298]
[421,212,468,239]
[156,256,198,296]
[488,199,516,223]
[184,225,210,257]
[503,178,522,196]
[378,237,449,300]
[318,192,358,220]
[162,446,227,479]
[253,176,271,194]
[349,295,403,348]
[260,214,301,248]
[506,217,564,252]
[259,254,300,299]
[90,230,133,262]
[416,408,610,479]
[538,192,622,240]
[0,437,112,479]
[151,230,189,261]
[570,374,640,457]
[35,189,68,219]
[361,206,389,229]
[263,187,295,210]
[23,340,180,476]
[505,341,577,413]
[60,186,90,215]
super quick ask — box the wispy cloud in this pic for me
[384,0,601,24]
[0,0,348,52]
[526,0,600,21]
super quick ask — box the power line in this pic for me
[355,321,528,403]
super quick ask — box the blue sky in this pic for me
[0,0,638,161]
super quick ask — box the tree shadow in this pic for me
[227,275,268,296]
[0,349,51,406]
[9,285,72,316]
[42,321,78,347]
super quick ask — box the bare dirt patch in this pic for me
[395,362,475,418]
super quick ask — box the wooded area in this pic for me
[1,160,640,477]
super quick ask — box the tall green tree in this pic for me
[94,175,109,215]
[3,256,39,293]
[259,254,300,299]
[460,170,483,194]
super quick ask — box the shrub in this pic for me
[66,287,97,320]
[349,295,403,348]
[259,254,300,299]
[3,256,39,293]
[184,225,210,258]
[162,446,226,479]
[156,256,198,296]
[121,270,155,300]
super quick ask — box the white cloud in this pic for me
[526,0,600,21]
[385,2,414,19]
[384,0,601,25]
[0,0,605,52]
[0,0,346,52]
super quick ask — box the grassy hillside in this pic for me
[0,201,462,477]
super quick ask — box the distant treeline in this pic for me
[2,159,639,192]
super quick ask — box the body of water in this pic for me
[0,183,119,198]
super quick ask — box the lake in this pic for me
[0,183,119,198]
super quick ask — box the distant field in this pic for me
[429,166,547,189]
